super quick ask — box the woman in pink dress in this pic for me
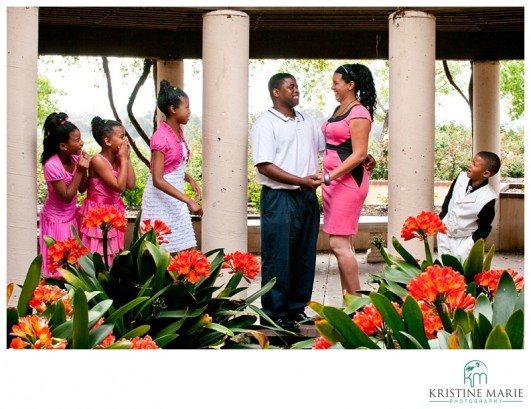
[78,117,136,265]
[40,112,90,278]
[321,63,377,297]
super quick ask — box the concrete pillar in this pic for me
[156,60,184,123]
[201,10,249,258]
[388,10,436,260]
[472,61,501,249]
[6,7,39,306]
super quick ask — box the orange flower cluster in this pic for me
[47,237,88,277]
[141,219,172,244]
[92,318,116,348]
[130,335,159,349]
[167,250,211,284]
[312,336,332,349]
[81,206,128,233]
[474,268,524,297]
[10,315,68,349]
[222,251,260,283]
[408,265,475,338]
[29,281,73,316]
[407,265,467,303]
[401,211,447,241]
[353,302,402,336]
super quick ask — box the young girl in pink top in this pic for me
[40,112,90,277]
[78,117,135,264]
[141,80,202,253]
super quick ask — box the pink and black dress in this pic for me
[78,154,125,262]
[321,104,371,236]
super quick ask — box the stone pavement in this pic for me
[248,250,525,312]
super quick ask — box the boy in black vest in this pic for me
[437,151,501,261]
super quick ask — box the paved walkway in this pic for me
[248,250,525,311]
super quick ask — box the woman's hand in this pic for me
[187,200,203,217]
[365,154,376,172]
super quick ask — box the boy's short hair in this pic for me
[478,151,501,176]
[268,73,295,98]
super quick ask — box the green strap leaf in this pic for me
[105,297,149,324]
[473,293,493,321]
[72,288,89,349]
[370,292,408,348]
[122,325,151,340]
[392,236,420,268]
[492,271,518,327]
[485,324,512,349]
[504,309,524,349]
[441,254,464,273]
[463,239,485,283]
[16,255,43,317]
[482,244,495,271]
[402,296,430,349]
[88,323,114,349]
[153,334,179,348]
[245,277,276,305]
[321,306,380,349]
[204,323,234,337]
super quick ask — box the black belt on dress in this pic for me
[326,140,364,187]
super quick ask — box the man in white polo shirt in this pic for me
[251,73,324,331]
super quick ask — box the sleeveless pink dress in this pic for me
[78,154,125,262]
[40,154,81,277]
[321,105,371,235]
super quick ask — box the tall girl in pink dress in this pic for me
[40,112,90,277]
[78,117,135,264]
[321,63,377,297]
[141,80,203,254]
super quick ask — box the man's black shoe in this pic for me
[289,312,314,324]
[260,316,300,331]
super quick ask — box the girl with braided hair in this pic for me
[39,112,90,277]
[321,63,377,298]
[140,80,202,253]
[78,116,135,264]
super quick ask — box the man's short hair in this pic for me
[478,151,501,176]
[268,73,295,98]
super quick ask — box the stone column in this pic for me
[201,11,249,258]
[472,61,501,249]
[156,60,184,123]
[6,7,39,306]
[388,10,436,259]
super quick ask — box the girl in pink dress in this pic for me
[40,112,90,278]
[78,117,136,264]
[321,63,377,297]
[141,80,202,254]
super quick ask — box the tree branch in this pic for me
[127,58,153,148]
[101,56,149,168]
[442,60,469,105]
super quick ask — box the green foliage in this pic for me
[37,75,63,127]
[434,121,473,180]
[500,60,524,121]
[121,149,150,208]
[500,126,525,178]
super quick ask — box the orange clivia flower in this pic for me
[130,335,159,349]
[419,301,443,339]
[10,315,68,349]
[167,250,211,284]
[407,264,466,304]
[312,336,332,349]
[46,237,88,278]
[82,206,128,233]
[29,281,73,315]
[474,268,524,297]
[353,302,402,337]
[222,251,260,283]
[401,211,447,241]
[141,219,172,244]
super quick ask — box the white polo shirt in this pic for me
[251,107,325,190]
